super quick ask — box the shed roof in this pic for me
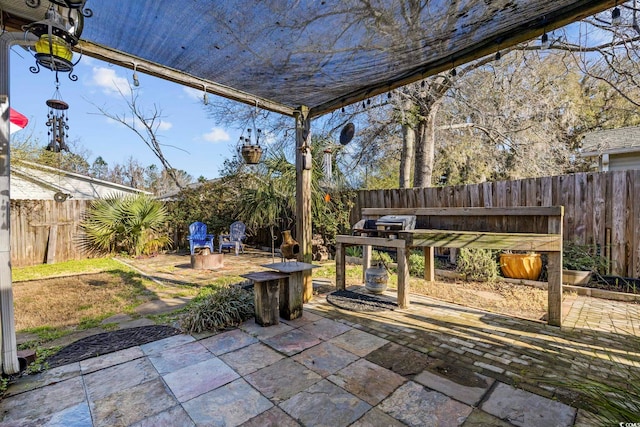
[10,161,150,200]
[1,0,616,118]
[580,126,640,156]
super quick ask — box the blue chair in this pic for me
[219,221,246,255]
[187,221,215,255]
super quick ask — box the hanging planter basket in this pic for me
[241,145,263,164]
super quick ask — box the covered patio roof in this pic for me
[1,0,617,117]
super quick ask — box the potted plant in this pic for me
[562,242,609,285]
[499,251,542,281]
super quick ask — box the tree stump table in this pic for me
[262,262,319,320]
[190,253,224,270]
[241,271,290,326]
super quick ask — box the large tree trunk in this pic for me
[399,123,415,188]
[413,103,439,188]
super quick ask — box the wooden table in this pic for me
[241,271,289,326]
[262,262,319,320]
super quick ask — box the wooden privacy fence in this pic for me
[10,199,91,267]
[350,171,640,279]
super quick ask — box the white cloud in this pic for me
[203,127,230,143]
[90,66,131,96]
[158,121,173,131]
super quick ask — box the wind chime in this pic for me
[45,81,69,152]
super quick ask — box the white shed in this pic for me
[580,126,640,172]
[11,161,150,201]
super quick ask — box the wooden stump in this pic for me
[190,253,224,270]
[241,271,290,327]
[280,271,304,320]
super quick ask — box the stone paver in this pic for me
[239,406,300,427]
[84,357,159,402]
[90,378,177,427]
[199,328,258,355]
[244,358,321,403]
[162,356,239,402]
[147,341,213,375]
[131,405,195,427]
[300,316,352,340]
[279,379,371,427]
[261,328,322,356]
[350,407,407,427]
[182,378,273,426]
[219,342,284,376]
[481,382,576,427]
[378,381,473,427]
[0,376,86,425]
[292,341,359,377]
[328,358,406,405]
[140,334,195,355]
[80,346,145,374]
[414,369,494,406]
[328,328,389,357]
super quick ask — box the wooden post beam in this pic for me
[294,107,313,302]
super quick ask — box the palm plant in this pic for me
[81,194,171,256]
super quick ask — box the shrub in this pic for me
[456,248,499,282]
[563,241,609,273]
[372,250,395,272]
[180,284,254,333]
[345,246,362,258]
[409,252,425,277]
[80,194,171,256]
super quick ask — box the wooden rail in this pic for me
[335,206,565,326]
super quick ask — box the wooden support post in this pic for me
[397,246,410,308]
[547,252,562,326]
[336,243,346,290]
[547,209,564,326]
[294,107,313,302]
[424,246,435,282]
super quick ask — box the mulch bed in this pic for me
[326,289,397,312]
[46,325,181,368]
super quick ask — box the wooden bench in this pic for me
[335,206,564,326]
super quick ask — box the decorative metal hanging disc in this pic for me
[46,98,69,110]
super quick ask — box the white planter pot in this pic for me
[562,269,592,286]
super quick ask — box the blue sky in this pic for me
[9,48,243,180]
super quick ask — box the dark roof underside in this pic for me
[1,0,616,117]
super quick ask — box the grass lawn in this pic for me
[12,258,166,345]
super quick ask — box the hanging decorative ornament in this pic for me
[238,128,263,164]
[45,83,70,153]
[23,1,90,81]
[238,101,265,164]
[339,122,355,145]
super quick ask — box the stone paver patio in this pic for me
[3,251,639,426]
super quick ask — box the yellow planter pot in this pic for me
[500,253,542,281]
